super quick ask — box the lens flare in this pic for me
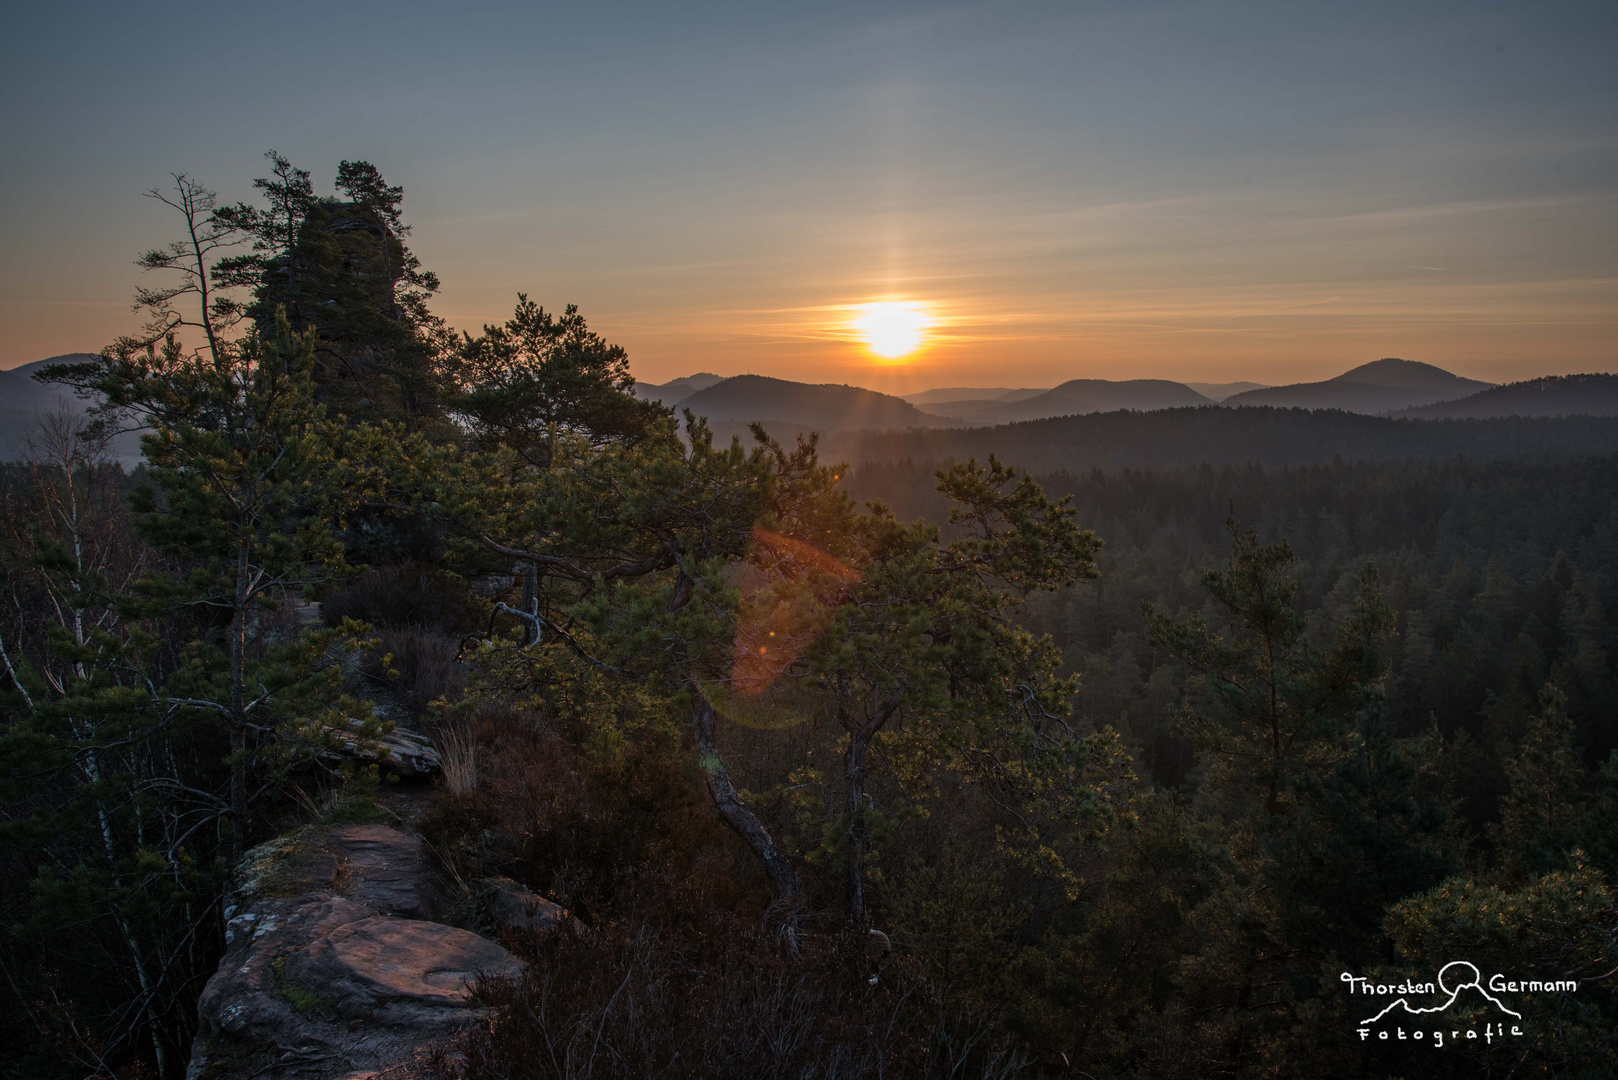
[733,528,861,696]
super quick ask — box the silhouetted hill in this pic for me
[0,354,126,461]
[677,375,961,434]
[2,354,99,408]
[634,372,725,404]
[1400,374,1618,419]
[1223,358,1490,413]
[1185,380,1268,401]
[921,379,1212,423]
[1334,357,1487,390]
[904,386,1047,405]
[828,406,1618,472]
[910,398,1015,420]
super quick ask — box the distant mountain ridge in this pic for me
[642,361,1492,427]
[634,372,725,404]
[0,354,119,461]
[830,407,1618,474]
[674,374,960,434]
[1223,358,1491,414]
[1400,373,1618,418]
[2,354,100,408]
[1185,380,1268,401]
[920,379,1212,424]
[903,387,1048,405]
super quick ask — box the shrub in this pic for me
[372,624,465,716]
[417,714,752,924]
[445,921,1029,1080]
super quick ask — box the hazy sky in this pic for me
[3,1,1614,391]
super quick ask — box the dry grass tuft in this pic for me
[438,726,479,797]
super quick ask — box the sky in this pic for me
[2,1,1615,393]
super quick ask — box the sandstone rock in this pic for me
[282,916,521,1028]
[378,726,442,778]
[187,824,519,1080]
[332,718,442,778]
[477,876,570,937]
[232,831,340,906]
[229,824,430,917]
[200,895,376,1046]
[329,825,431,918]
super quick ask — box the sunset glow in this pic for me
[853,301,929,360]
[3,5,1613,390]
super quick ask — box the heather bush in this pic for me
[372,624,466,716]
[448,920,1027,1080]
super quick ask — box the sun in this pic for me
[853,301,929,359]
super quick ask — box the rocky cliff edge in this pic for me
[185,821,552,1080]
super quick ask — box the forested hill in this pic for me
[633,371,724,403]
[830,405,1618,470]
[1400,372,1618,418]
[0,354,145,463]
[1221,357,1491,412]
[915,377,1212,424]
[676,374,960,431]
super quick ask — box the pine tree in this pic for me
[43,173,381,852]
[767,456,1121,925]
[210,150,317,317]
[47,317,375,854]
[1146,519,1385,813]
[1495,682,1588,878]
[451,295,667,469]
[0,411,214,1077]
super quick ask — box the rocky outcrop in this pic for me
[477,876,570,939]
[376,727,442,778]
[320,718,442,780]
[277,915,514,1029]
[186,824,519,1080]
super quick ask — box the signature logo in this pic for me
[1341,961,1576,1048]
[1355,961,1520,1024]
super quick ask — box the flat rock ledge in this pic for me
[186,824,520,1080]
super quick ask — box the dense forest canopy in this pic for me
[2,154,1614,1080]
[852,457,1618,787]
[826,406,1618,472]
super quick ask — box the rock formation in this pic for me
[477,877,569,939]
[186,824,519,1080]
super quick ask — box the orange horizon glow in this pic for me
[6,7,1616,394]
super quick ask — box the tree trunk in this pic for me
[690,686,803,905]
[85,749,171,1077]
[228,544,249,861]
[520,561,540,646]
[844,721,871,927]
[839,691,899,928]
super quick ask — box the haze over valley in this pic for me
[612,355,1618,446]
[13,350,1616,468]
